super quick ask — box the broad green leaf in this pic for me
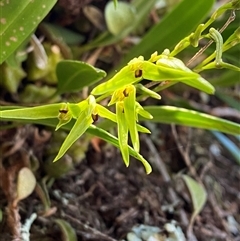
[56,60,106,95]
[182,175,207,225]
[0,103,62,120]
[53,106,94,162]
[0,0,57,64]
[54,219,77,241]
[116,102,129,166]
[118,0,215,68]
[124,86,139,152]
[143,106,240,136]
[16,167,36,202]
[105,1,136,36]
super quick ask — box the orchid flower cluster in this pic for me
[54,51,215,173]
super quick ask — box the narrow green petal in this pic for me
[142,61,198,81]
[53,107,93,162]
[56,114,72,130]
[142,60,215,94]
[91,63,143,95]
[67,103,81,119]
[136,102,153,119]
[135,84,161,99]
[108,88,126,106]
[137,124,151,133]
[123,86,139,152]
[96,104,117,122]
[116,102,129,166]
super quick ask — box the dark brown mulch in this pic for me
[0,124,239,241]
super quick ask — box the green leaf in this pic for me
[56,60,106,95]
[0,103,62,120]
[0,0,57,64]
[143,106,240,136]
[54,219,77,241]
[85,0,156,49]
[182,175,207,225]
[118,0,215,67]
[116,102,129,167]
[105,1,136,36]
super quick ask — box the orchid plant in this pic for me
[1,0,240,174]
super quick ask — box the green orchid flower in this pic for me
[54,95,97,162]
[107,84,153,166]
